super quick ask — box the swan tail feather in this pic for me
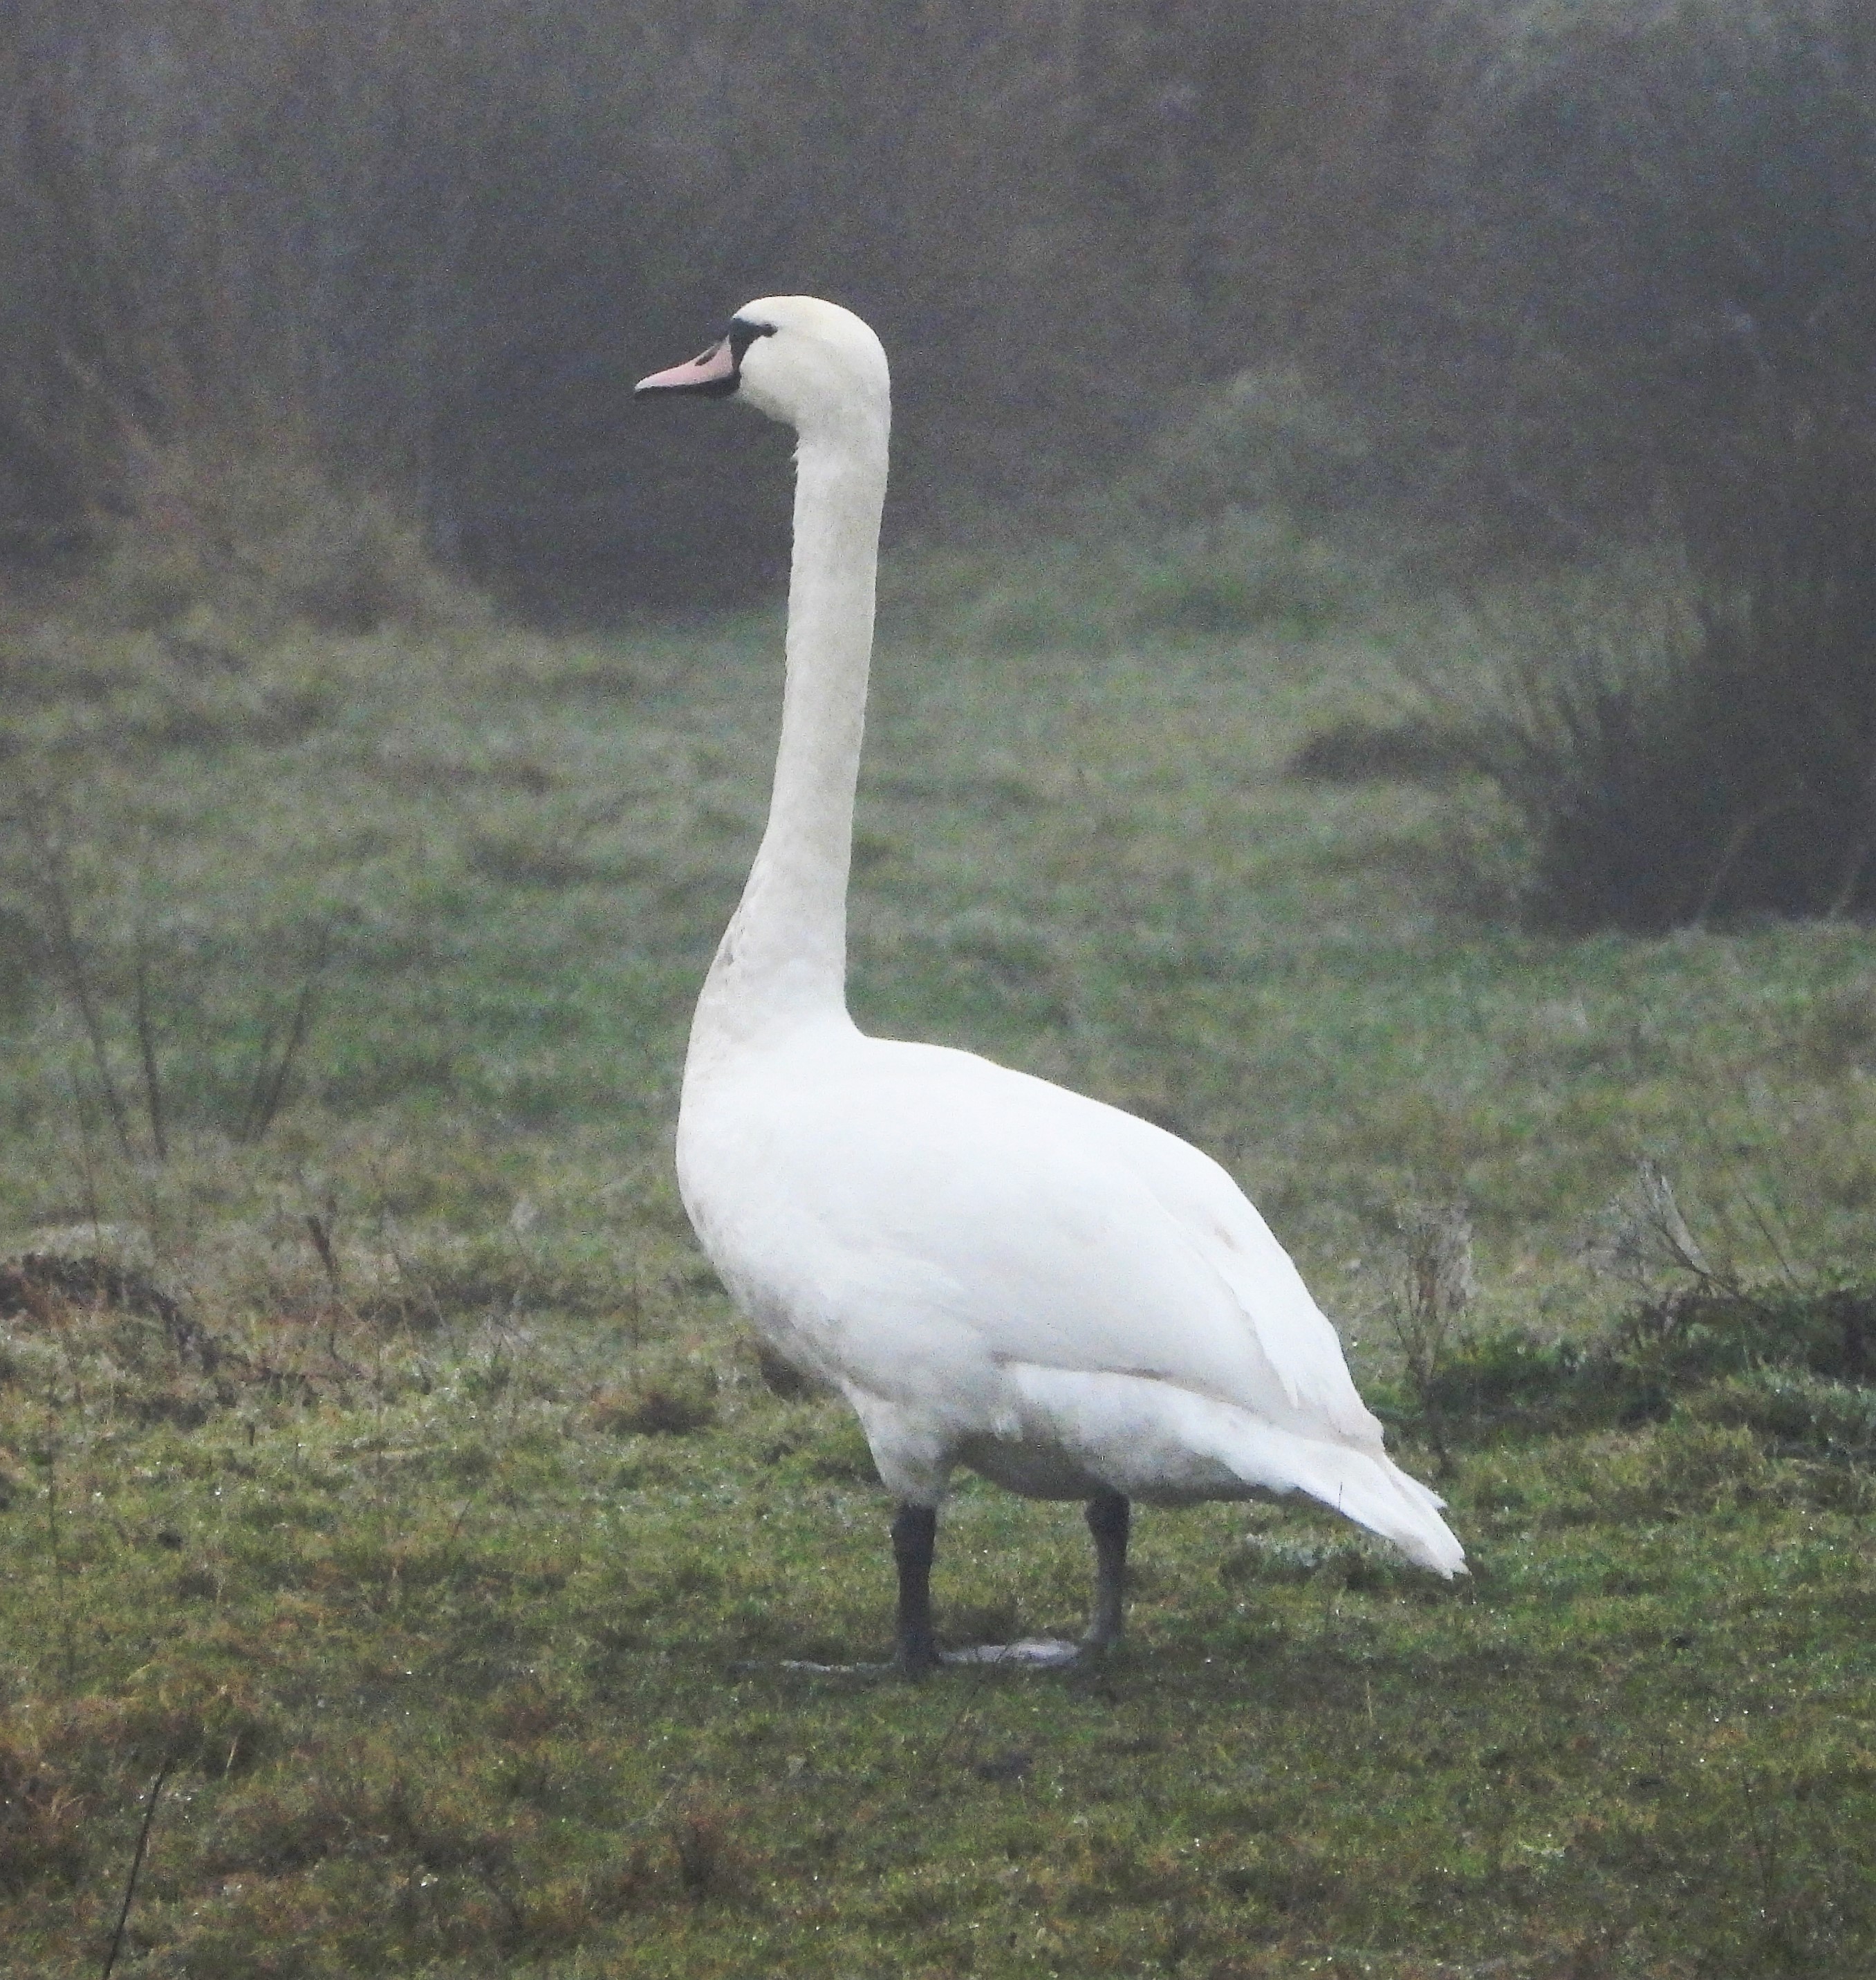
[998,1367,1467,1577]
[1207,1419,1467,1577]
[1293,1448,1467,1577]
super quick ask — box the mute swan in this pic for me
[637,297,1463,1674]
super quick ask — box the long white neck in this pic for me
[688,416,888,1064]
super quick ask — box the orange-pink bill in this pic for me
[635,339,737,396]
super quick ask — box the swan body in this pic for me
[638,297,1462,1669]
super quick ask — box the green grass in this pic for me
[1,573,1873,1976]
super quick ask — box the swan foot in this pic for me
[772,1656,898,1676]
[763,1636,1084,1676]
[939,1636,1085,1669]
[747,1623,1084,1683]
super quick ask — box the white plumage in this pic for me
[637,296,1462,1672]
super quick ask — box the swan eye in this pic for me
[727,318,778,361]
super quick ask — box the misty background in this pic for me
[3,0,1872,615]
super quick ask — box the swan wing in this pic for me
[684,1035,1383,1450]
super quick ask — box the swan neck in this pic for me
[693,419,886,1050]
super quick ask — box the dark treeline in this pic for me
[2,0,1874,616]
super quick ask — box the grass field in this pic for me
[1,574,1873,1977]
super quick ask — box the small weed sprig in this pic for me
[1587,1158,1848,1364]
[37,1400,80,1694]
[13,808,144,1167]
[100,1757,173,1980]
[1586,1158,1718,1297]
[3,797,332,1178]
[235,929,331,1147]
[1380,1201,1475,1472]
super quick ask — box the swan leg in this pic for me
[892,1502,940,1676]
[885,1495,1128,1678]
[1084,1490,1130,1651]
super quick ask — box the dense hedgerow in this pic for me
[3,1,1874,621]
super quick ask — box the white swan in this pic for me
[637,297,1463,1673]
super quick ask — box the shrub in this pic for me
[75,440,487,642]
[1614,1277,1876,1391]
[1429,509,1876,931]
[1380,1270,1876,1451]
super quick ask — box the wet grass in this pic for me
[1,1263,1870,1979]
[0,578,1872,1974]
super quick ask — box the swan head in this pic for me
[635,295,889,440]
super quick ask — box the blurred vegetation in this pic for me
[3,0,1874,925]
[0,2,1869,588]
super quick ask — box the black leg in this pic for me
[1084,1491,1130,1650]
[892,1502,940,1675]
